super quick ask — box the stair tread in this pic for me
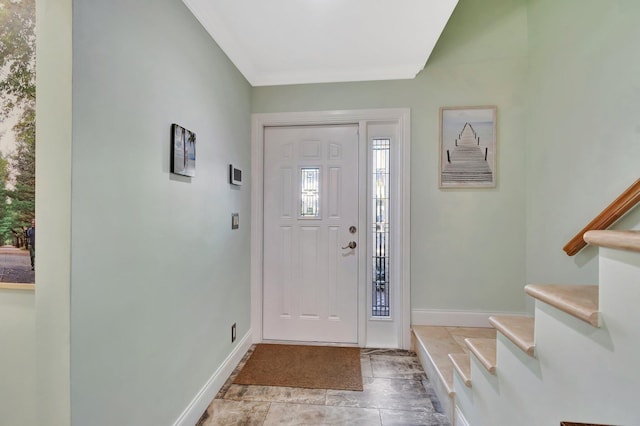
[489,315,535,357]
[584,230,640,253]
[448,352,472,387]
[464,338,497,374]
[525,284,599,327]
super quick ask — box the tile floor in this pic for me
[197,347,450,426]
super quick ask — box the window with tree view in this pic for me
[0,0,36,284]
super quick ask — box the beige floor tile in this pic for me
[361,355,374,378]
[380,409,450,426]
[224,384,327,405]
[263,402,381,426]
[370,354,426,380]
[326,377,433,412]
[197,399,270,426]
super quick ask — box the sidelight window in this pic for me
[372,139,390,317]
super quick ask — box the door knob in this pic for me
[342,241,357,249]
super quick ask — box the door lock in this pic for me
[342,241,357,249]
[349,226,357,234]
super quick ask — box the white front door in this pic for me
[263,124,359,343]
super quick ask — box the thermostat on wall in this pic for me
[229,164,242,186]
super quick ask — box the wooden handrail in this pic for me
[563,177,640,256]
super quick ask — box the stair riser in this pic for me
[466,354,501,426]
[413,336,454,422]
[599,248,640,324]
[452,372,474,426]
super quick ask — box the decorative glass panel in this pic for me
[372,139,390,317]
[300,168,320,217]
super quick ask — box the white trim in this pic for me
[172,330,252,426]
[455,405,470,426]
[412,309,528,328]
[251,109,411,349]
[399,110,412,349]
[251,116,265,344]
[250,65,421,87]
[357,120,368,348]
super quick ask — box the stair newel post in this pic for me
[484,147,488,161]
[447,150,451,163]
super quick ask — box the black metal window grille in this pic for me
[372,139,390,317]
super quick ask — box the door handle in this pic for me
[342,241,357,250]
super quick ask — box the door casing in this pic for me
[251,108,411,349]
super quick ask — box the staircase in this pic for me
[413,230,640,426]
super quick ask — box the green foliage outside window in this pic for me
[0,0,35,245]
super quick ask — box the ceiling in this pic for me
[182,0,459,87]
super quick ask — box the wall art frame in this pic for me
[439,105,497,188]
[171,123,196,177]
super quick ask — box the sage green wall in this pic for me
[525,0,640,286]
[0,291,35,425]
[71,0,251,424]
[252,0,529,313]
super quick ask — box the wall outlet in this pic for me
[231,323,236,343]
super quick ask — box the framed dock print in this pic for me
[439,106,496,188]
[171,123,196,177]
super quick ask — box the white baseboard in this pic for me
[412,309,527,328]
[454,405,470,426]
[173,329,252,426]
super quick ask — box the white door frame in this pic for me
[251,108,411,349]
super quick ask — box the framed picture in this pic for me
[171,123,196,177]
[229,164,242,186]
[439,106,496,188]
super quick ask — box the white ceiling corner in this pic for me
[183,0,458,87]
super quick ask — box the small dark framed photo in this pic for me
[171,123,196,177]
[229,164,242,185]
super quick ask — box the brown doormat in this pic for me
[233,344,363,391]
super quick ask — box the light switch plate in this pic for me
[231,213,239,229]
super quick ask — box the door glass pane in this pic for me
[300,167,320,217]
[372,139,390,317]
